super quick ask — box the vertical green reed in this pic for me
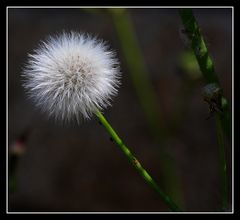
[179,8,231,139]
[179,8,230,210]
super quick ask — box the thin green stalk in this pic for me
[178,8,231,139]
[109,9,165,138]
[95,109,181,212]
[109,8,184,207]
[179,9,229,210]
[215,115,228,210]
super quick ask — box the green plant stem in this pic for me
[95,109,181,212]
[109,9,164,138]
[179,9,229,210]
[179,9,219,83]
[109,8,184,207]
[178,8,231,139]
[215,115,228,210]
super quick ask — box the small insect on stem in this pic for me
[202,83,223,119]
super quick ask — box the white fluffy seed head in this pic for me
[22,31,121,122]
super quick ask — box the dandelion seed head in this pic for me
[22,31,121,122]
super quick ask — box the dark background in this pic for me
[8,8,232,212]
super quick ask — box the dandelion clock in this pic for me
[22,32,120,122]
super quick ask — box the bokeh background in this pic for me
[8,8,232,212]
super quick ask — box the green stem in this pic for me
[179,9,218,83]
[109,8,184,207]
[215,115,228,210]
[179,9,229,210]
[109,9,165,138]
[95,109,181,212]
[178,8,231,139]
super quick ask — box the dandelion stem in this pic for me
[94,109,181,212]
[178,8,230,210]
[108,8,184,207]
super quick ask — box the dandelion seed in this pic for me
[22,31,121,122]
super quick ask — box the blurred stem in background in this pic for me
[171,49,201,132]
[108,8,185,208]
[108,8,165,138]
[179,8,230,210]
[95,110,181,211]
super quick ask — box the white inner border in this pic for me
[6,6,234,214]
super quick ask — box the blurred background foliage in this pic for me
[8,8,232,211]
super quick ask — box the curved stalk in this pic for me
[179,8,230,210]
